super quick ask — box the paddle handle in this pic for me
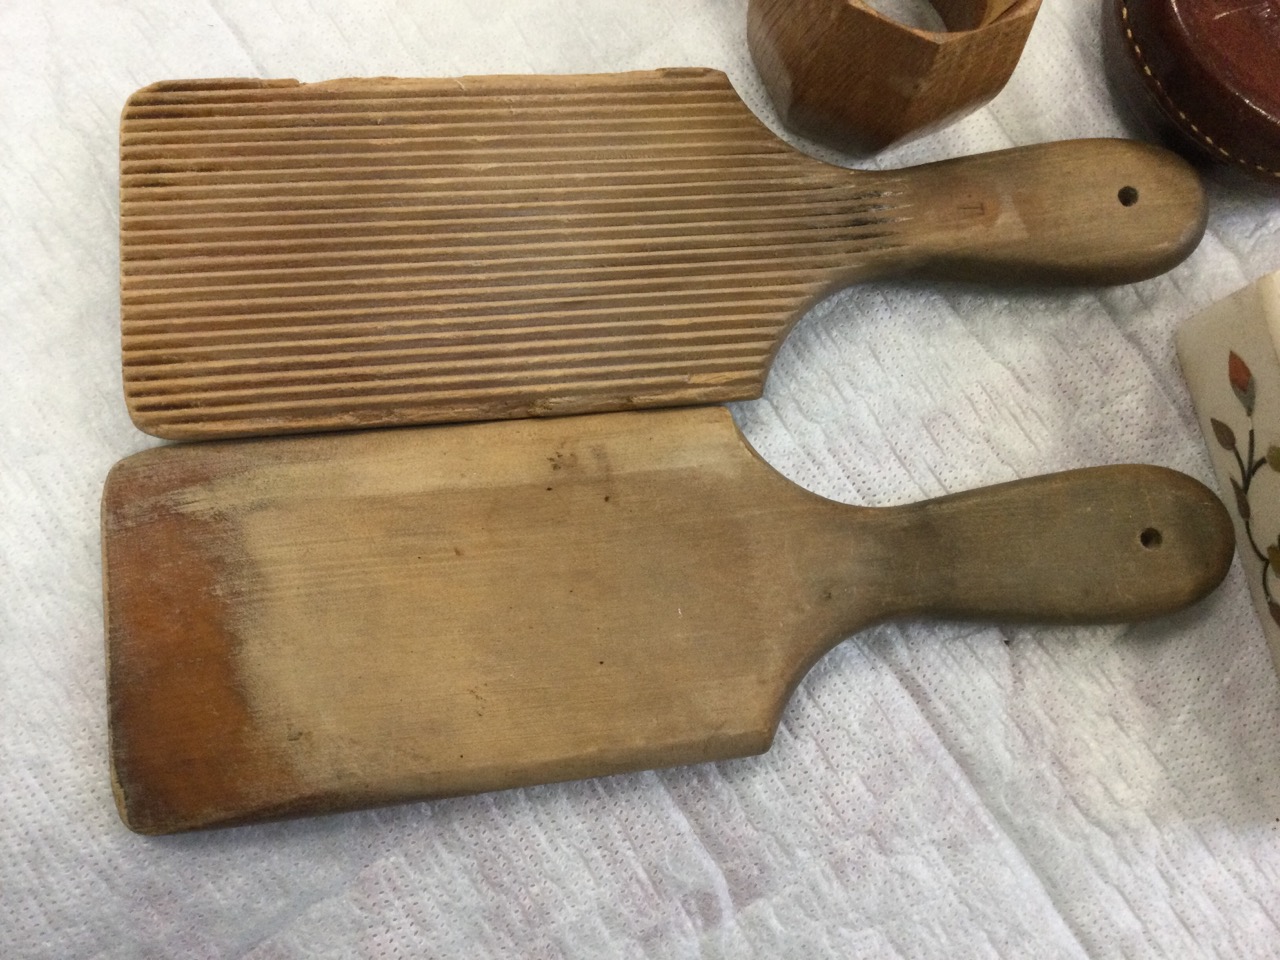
[870,466,1233,623]
[878,139,1207,286]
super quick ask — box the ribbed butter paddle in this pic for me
[120,69,1206,440]
[103,407,1233,834]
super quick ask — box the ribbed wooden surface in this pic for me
[120,69,904,439]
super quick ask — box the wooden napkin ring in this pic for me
[1103,0,1280,187]
[748,0,1042,153]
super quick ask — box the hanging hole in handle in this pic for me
[1118,186,1140,207]
[1140,527,1162,549]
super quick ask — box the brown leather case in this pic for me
[1104,0,1280,187]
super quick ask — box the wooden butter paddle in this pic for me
[121,69,1207,440]
[104,407,1233,834]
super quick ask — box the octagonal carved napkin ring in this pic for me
[748,0,1041,153]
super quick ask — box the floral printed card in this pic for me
[1178,271,1280,679]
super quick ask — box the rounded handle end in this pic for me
[1069,139,1209,284]
[1106,466,1235,616]
[906,139,1208,286]
[890,465,1234,624]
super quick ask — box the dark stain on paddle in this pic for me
[103,450,302,835]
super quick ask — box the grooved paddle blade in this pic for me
[120,69,904,439]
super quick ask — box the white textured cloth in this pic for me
[4,1,1280,956]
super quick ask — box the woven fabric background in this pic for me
[3,1,1279,956]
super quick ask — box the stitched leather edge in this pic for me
[1119,0,1280,179]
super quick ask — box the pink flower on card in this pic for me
[1229,351,1255,415]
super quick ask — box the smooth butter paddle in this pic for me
[121,69,1207,440]
[104,407,1233,834]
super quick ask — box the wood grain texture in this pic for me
[103,407,1234,834]
[748,0,1042,152]
[120,69,1207,440]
